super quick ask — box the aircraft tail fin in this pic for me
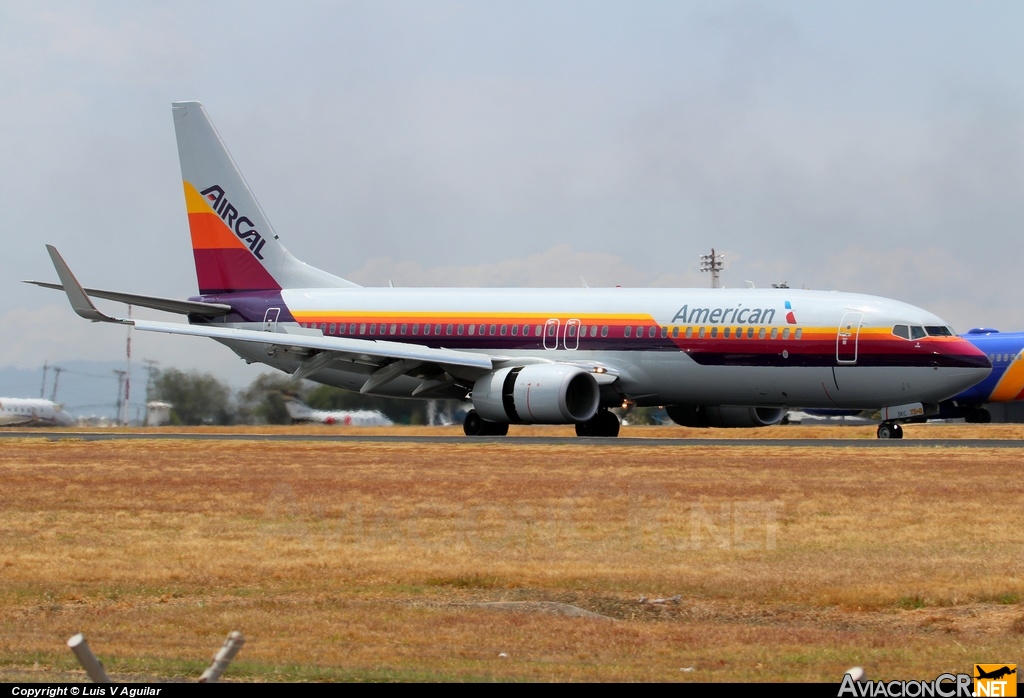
[172,101,358,295]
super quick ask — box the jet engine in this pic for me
[472,365,600,424]
[665,405,786,428]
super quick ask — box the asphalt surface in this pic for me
[0,430,1021,448]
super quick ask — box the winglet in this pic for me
[45,245,129,324]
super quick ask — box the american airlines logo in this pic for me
[672,301,797,325]
[200,184,266,259]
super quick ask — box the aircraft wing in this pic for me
[42,245,497,391]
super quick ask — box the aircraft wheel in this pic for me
[876,423,894,439]
[464,410,509,436]
[463,410,485,436]
[595,410,621,437]
[892,423,904,439]
[966,408,992,424]
[576,410,621,437]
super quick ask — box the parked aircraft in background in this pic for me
[284,397,393,426]
[29,101,991,439]
[0,398,74,427]
[912,328,1024,423]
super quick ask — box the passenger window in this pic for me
[590,325,598,338]
[672,327,679,338]
[511,324,518,336]
[458,324,465,336]
[411,323,419,335]
[468,324,476,336]
[389,323,397,335]
[423,324,431,336]
[782,328,790,340]
[329,323,336,335]
[747,327,754,339]
[601,326,608,337]
[359,323,366,334]
[686,327,693,339]
[500,325,507,336]
[723,327,731,338]
[698,327,706,338]
[434,324,442,335]
[369,323,377,334]
[624,326,632,338]
[661,326,668,338]
[535,325,542,336]
[710,327,718,338]
[795,328,802,340]
[567,325,577,338]
[446,324,453,335]
[758,328,766,339]
[490,324,496,336]
[401,323,408,335]
[771,328,778,339]
[648,326,657,338]
[735,327,741,338]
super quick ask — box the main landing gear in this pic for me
[463,410,509,436]
[574,410,621,438]
[876,422,904,439]
[461,409,622,437]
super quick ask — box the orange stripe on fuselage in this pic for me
[989,358,1024,401]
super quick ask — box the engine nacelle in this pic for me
[472,365,600,424]
[665,405,786,428]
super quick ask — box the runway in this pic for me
[1,429,1022,448]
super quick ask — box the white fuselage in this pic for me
[203,286,990,410]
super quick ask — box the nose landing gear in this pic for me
[876,422,904,439]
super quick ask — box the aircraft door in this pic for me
[543,319,560,350]
[836,312,863,364]
[564,319,581,350]
[263,307,281,333]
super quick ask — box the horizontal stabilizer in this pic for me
[24,281,232,317]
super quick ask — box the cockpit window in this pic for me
[924,326,953,337]
[892,324,910,340]
[909,326,927,340]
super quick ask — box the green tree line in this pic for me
[148,368,462,426]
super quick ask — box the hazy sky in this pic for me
[3,1,1023,387]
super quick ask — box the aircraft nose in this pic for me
[936,338,992,394]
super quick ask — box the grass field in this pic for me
[0,424,1022,682]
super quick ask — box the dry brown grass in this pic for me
[1,426,1022,681]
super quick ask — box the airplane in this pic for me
[937,328,1024,422]
[283,397,393,426]
[0,398,75,427]
[974,666,1016,681]
[28,101,992,439]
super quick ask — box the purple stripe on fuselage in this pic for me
[187,292,296,324]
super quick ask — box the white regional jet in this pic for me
[30,102,991,439]
[0,398,74,427]
[283,397,393,427]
